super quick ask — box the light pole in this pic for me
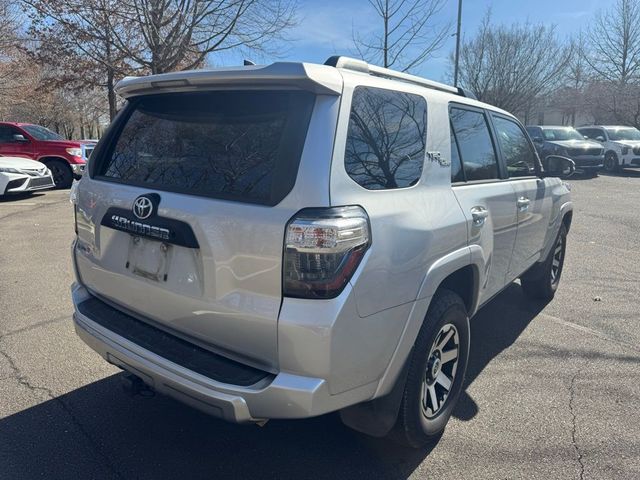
[453,0,463,87]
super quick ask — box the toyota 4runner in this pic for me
[70,57,574,447]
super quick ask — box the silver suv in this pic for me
[70,56,574,447]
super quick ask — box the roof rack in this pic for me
[324,56,473,98]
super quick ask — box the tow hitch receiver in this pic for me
[121,373,155,398]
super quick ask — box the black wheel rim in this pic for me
[551,234,564,286]
[49,164,65,185]
[421,324,460,419]
[605,155,616,171]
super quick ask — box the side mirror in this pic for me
[595,136,605,142]
[543,155,575,178]
[12,134,28,142]
[532,136,544,144]
[583,135,589,140]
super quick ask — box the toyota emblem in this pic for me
[133,195,154,220]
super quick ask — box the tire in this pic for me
[521,223,567,300]
[395,289,470,448]
[603,152,619,173]
[46,159,73,189]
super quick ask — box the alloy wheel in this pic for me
[421,323,460,419]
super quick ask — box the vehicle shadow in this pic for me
[452,283,549,421]
[0,284,546,480]
[0,192,46,203]
[600,168,640,178]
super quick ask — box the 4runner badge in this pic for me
[133,195,155,220]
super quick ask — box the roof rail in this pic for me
[324,55,468,97]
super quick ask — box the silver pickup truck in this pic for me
[70,56,574,447]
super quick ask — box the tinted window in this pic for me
[579,128,602,140]
[450,127,465,182]
[22,125,63,141]
[345,87,427,190]
[449,107,498,181]
[493,117,537,178]
[98,90,315,205]
[525,127,540,138]
[0,126,21,143]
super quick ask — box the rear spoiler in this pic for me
[115,62,343,98]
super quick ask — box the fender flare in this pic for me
[540,200,573,261]
[416,245,485,316]
[38,156,71,167]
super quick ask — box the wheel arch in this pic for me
[39,156,71,166]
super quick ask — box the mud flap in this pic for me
[339,350,412,437]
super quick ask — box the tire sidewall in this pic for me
[604,152,618,172]
[405,295,470,439]
[549,224,567,293]
[47,160,73,189]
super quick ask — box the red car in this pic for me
[0,122,96,188]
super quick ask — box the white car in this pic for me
[0,156,55,196]
[577,125,640,172]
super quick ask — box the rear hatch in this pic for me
[74,78,340,371]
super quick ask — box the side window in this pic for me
[345,86,427,190]
[594,129,606,141]
[0,126,19,143]
[450,126,465,183]
[449,107,499,181]
[492,116,538,178]
[581,128,603,141]
[525,127,538,139]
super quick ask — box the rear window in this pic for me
[344,86,427,190]
[97,90,315,205]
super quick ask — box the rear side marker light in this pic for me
[283,206,371,299]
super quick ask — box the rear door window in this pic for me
[449,107,499,181]
[492,116,538,178]
[344,86,427,190]
[97,90,315,205]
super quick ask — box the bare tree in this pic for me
[579,0,640,127]
[353,0,450,72]
[109,0,297,74]
[24,0,143,120]
[455,12,572,115]
[585,0,640,85]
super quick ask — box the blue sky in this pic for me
[220,0,614,83]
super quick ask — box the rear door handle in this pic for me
[517,197,530,211]
[470,206,489,226]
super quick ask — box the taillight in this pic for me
[283,206,371,299]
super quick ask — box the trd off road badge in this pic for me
[427,151,450,167]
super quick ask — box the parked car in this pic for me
[0,122,95,188]
[577,125,640,172]
[70,56,574,448]
[525,125,603,177]
[0,156,55,196]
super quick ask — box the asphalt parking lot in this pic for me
[1,172,639,480]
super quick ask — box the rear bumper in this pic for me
[71,282,377,422]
